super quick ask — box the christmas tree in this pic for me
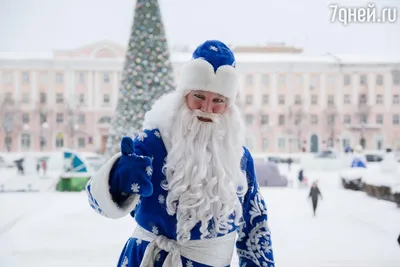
[106,0,175,157]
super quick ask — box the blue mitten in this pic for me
[109,136,154,202]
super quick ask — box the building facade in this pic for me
[1,41,400,154]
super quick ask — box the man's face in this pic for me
[185,90,227,122]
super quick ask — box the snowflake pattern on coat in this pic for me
[87,129,274,267]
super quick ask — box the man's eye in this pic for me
[213,98,225,103]
[194,94,205,100]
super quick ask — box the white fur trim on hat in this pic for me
[177,58,238,103]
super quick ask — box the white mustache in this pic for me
[192,109,220,122]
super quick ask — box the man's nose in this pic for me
[200,100,213,113]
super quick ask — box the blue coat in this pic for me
[86,129,275,267]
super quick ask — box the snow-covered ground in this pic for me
[1,169,400,267]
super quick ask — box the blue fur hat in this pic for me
[178,40,238,103]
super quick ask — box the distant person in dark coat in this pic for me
[36,161,41,174]
[298,169,304,183]
[309,182,323,216]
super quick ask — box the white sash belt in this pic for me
[132,225,236,267]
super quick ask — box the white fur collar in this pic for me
[142,92,183,152]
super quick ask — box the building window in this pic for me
[245,114,253,125]
[98,116,112,124]
[262,138,268,151]
[39,72,47,84]
[376,74,383,86]
[360,75,367,85]
[56,93,64,104]
[376,94,383,104]
[344,74,351,85]
[78,72,85,84]
[294,95,302,105]
[360,114,368,124]
[262,74,269,86]
[4,136,12,151]
[278,114,285,125]
[78,137,86,148]
[40,92,47,104]
[310,75,319,88]
[21,92,29,104]
[245,138,253,150]
[40,136,47,149]
[278,138,285,148]
[393,94,399,104]
[311,115,318,124]
[295,75,303,86]
[278,95,285,105]
[56,72,64,84]
[103,94,110,104]
[3,72,12,84]
[21,133,31,149]
[376,114,383,124]
[278,74,286,86]
[393,70,400,85]
[262,94,269,105]
[22,113,29,124]
[78,114,85,124]
[359,94,367,105]
[79,94,85,105]
[103,72,110,84]
[245,75,253,85]
[327,95,335,106]
[343,94,351,104]
[344,114,351,124]
[40,113,47,124]
[393,114,399,125]
[56,133,64,148]
[22,72,29,84]
[4,92,12,104]
[328,114,336,124]
[245,95,253,105]
[327,75,336,85]
[56,113,64,124]
[261,115,269,125]
[311,95,318,105]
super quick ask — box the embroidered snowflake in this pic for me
[137,132,148,141]
[154,130,161,138]
[121,256,128,267]
[131,183,140,193]
[145,166,153,176]
[136,239,142,245]
[209,45,218,52]
[186,260,194,267]
[158,194,165,204]
[152,226,159,235]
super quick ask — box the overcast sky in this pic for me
[0,0,399,56]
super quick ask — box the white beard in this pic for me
[148,93,248,243]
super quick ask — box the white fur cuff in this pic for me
[178,58,238,102]
[87,152,140,219]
